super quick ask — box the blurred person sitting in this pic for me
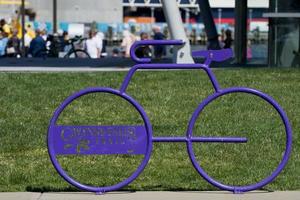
[0,32,9,57]
[58,30,67,52]
[0,19,11,36]
[41,29,52,52]
[41,29,48,41]
[121,30,136,58]
[59,31,71,52]
[29,29,46,58]
[0,20,3,32]
[218,34,225,49]
[24,30,33,57]
[46,33,61,58]
[152,26,166,59]
[95,31,104,57]
[11,18,22,39]
[224,29,233,49]
[96,31,108,58]
[135,32,152,58]
[85,30,101,59]
[26,24,36,39]
[112,47,120,57]
[6,29,21,57]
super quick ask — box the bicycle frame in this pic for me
[120,40,244,144]
[67,40,80,58]
[46,0,293,191]
[65,37,89,58]
[69,42,77,57]
[48,39,292,194]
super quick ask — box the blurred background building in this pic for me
[0,0,122,23]
[0,0,299,67]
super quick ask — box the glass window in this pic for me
[269,0,300,67]
[247,3,269,64]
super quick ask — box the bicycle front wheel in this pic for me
[187,87,292,193]
[48,88,153,193]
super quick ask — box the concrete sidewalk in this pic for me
[0,191,299,200]
[0,67,131,72]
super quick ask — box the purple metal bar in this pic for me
[48,88,153,194]
[204,67,221,92]
[191,137,248,143]
[47,39,292,194]
[192,49,234,63]
[120,64,221,94]
[130,40,185,64]
[186,87,292,193]
[152,137,248,143]
[153,137,187,142]
[120,40,229,93]
[120,64,205,93]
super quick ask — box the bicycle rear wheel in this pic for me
[187,87,292,193]
[64,49,91,58]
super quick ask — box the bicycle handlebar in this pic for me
[130,40,233,64]
[69,36,87,44]
[130,40,185,63]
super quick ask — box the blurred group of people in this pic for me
[0,18,47,58]
[0,19,22,57]
[1,18,243,60]
[0,18,83,59]
[0,17,107,59]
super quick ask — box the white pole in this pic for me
[218,8,222,33]
[185,8,190,24]
[161,0,194,64]
[151,7,155,26]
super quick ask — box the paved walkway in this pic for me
[0,66,207,72]
[0,67,131,72]
[0,191,299,200]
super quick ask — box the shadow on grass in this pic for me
[26,184,274,194]
[26,186,136,194]
[174,189,274,194]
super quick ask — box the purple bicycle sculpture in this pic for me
[48,40,292,195]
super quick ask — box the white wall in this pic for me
[209,0,269,8]
[29,0,52,22]
[0,0,123,23]
[57,0,123,23]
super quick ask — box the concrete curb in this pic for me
[1,191,300,200]
[0,67,131,72]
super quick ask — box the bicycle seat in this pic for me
[192,49,233,62]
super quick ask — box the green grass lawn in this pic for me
[0,68,299,192]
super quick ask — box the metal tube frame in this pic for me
[48,40,292,195]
